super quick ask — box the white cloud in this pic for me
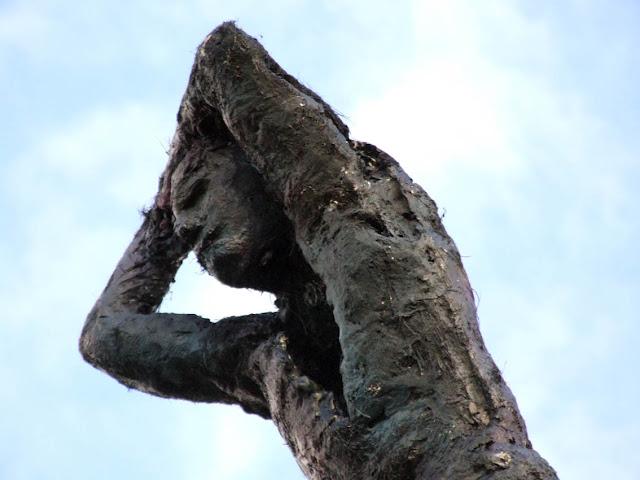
[537,402,640,479]
[0,3,50,55]
[36,103,173,206]
[349,58,517,180]
[171,404,303,480]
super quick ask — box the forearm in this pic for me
[88,207,191,318]
[80,206,195,395]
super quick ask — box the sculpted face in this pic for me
[169,143,291,291]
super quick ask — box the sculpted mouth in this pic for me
[195,225,250,266]
[194,225,228,270]
[194,226,257,287]
[196,225,224,254]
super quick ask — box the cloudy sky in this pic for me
[1,1,639,479]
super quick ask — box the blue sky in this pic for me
[1,1,639,479]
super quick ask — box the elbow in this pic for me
[79,306,102,366]
[78,325,94,365]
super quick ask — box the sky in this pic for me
[1,1,639,479]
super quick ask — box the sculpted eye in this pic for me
[174,176,210,210]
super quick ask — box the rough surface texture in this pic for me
[80,22,558,480]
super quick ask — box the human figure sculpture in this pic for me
[80,22,557,480]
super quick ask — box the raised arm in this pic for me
[80,206,215,398]
[78,90,297,415]
[80,200,286,415]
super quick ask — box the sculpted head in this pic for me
[168,141,293,292]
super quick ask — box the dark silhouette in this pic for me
[80,23,557,479]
